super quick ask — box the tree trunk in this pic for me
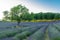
[17,21,20,26]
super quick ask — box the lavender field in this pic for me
[0,0,60,40]
[0,21,60,40]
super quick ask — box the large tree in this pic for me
[9,5,29,26]
[3,11,9,21]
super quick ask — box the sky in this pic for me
[0,0,60,20]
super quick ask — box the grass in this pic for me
[21,20,54,22]
[4,19,60,23]
[52,37,60,40]
[44,29,50,40]
[20,19,60,22]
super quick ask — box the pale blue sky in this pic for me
[0,0,60,20]
[28,0,60,12]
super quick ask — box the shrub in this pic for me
[53,37,60,40]
[13,31,31,40]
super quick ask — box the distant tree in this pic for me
[54,13,60,20]
[30,12,35,20]
[3,11,9,21]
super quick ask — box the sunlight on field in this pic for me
[25,20,55,22]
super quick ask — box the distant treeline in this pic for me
[3,5,60,22]
[20,12,60,20]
